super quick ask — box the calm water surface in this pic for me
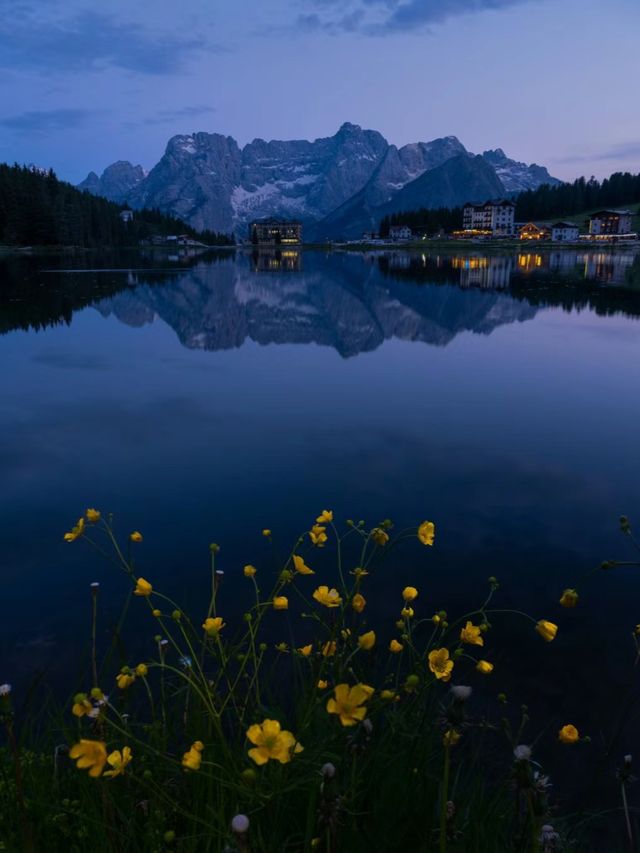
[3,246,640,811]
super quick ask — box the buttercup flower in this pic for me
[104,747,132,778]
[152,609,162,617]
[316,510,333,523]
[69,740,108,777]
[313,586,342,608]
[380,689,398,701]
[358,630,376,651]
[536,620,558,642]
[402,587,418,602]
[182,740,204,771]
[64,518,85,542]
[476,660,494,675]
[321,641,336,657]
[262,529,271,537]
[243,565,257,578]
[116,673,135,690]
[134,577,152,597]
[135,663,148,677]
[443,729,461,746]
[72,694,92,717]
[352,593,366,613]
[401,607,414,619]
[246,719,303,765]
[202,617,225,637]
[351,567,369,579]
[460,621,484,647]
[418,521,435,546]
[85,508,101,523]
[293,555,314,575]
[275,642,289,653]
[389,639,403,653]
[371,528,389,546]
[130,531,143,543]
[298,644,313,657]
[326,683,374,726]
[558,724,579,744]
[273,596,288,610]
[309,525,328,547]
[559,589,579,608]
[428,648,454,681]
[317,679,328,689]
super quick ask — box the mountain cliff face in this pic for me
[77,160,146,203]
[79,125,560,237]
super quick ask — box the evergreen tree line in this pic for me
[379,171,640,232]
[0,164,235,247]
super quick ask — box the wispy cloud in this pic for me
[297,0,541,35]
[0,108,92,135]
[142,105,217,126]
[0,8,213,75]
[554,141,640,165]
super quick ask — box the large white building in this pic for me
[551,221,579,242]
[588,210,633,236]
[388,225,413,241]
[462,200,516,236]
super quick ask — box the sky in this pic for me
[1,0,639,184]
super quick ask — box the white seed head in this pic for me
[0,683,12,696]
[450,685,472,701]
[514,744,532,761]
[90,582,100,589]
[624,754,633,765]
[362,719,373,735]
[231,814,250,834]
[321,762,336,779]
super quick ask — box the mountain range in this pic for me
[78,123,560,239]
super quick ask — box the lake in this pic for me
[2,245,640,813]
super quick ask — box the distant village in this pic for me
[244,203,638,247]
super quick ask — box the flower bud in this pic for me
[163,830,176,843]
[209,543,220,553]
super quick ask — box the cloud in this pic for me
[142,105,217,126]
[297,0,540,34]
[554,141,640,165]
[0,108,92,135]
[0,8,212,75]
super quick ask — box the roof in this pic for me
[590,209,633,217]
[463,199,516,208]
[552,221,579,228]
[250,218,302,226]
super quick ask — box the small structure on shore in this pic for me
[551,222,579,242]
[518,222,551,241]
[388,224,413,241]
[249,219,302,246]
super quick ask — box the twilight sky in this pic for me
[1,0,639,184]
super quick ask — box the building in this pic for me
[388,225,413,241]
[518,222,551,241]
[589,210,633,236]
[249,219,302,246]
[462,200,515,236]
[551,221,579,242]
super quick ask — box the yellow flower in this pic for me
[64,517,85,542]
[358,630,376,651]
[309,525,328,547]
[402,586,418,602]
[243,564,257,578]
[317,679,329,689]
[275,642,289,653]
[351,567,369,579]
[85,508,101,523]
[130,531,143,543]
[116,673,135,689]
[558,724,579,744]
[273,596,288,610]
[352,593,366,613]
[298,644,313,657]
[371,528,389,546]
[135,663,148,677]
[134,577,152,596]
[71,695,92,717]
[443,729,461,747]
[202,616,225,637]
[432,614,442,625]
[293,555,315,575]
[559,589,578,608]
[476,660,494,675]
[428,648,454,682]
[327,683,374,726]
[389,639,403,653]
[321,641,336,657]
[460,621,484,647]
[380,689,398,701]
[69,740,108,777]
[341,628,351,640]
[152,608,162,617]
[103,746,132,778]
[401,607,414,619]
[313,586,342,608]
[316,510,333,523]
[536,620,558,642]
[418,521,435,546]
[182,740,204,771]
[246,719,303,765]
[262,529,271,537]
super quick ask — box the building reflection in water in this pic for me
[452,255,514,289]
[250,249,302,272]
